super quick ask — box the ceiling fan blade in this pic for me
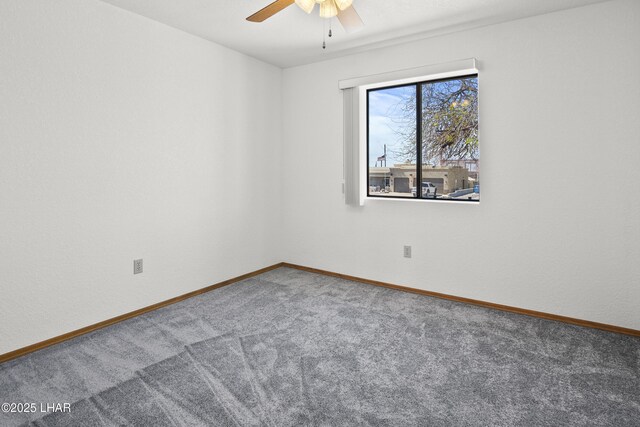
[337,6,364,33]
[247,0,295,22]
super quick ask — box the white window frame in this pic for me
[340,58,478,206]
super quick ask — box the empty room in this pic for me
[1,0,639,425]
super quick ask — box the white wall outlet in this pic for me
[133,259,143,274]
[403,246,412,258]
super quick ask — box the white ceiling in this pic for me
[98,0,610,68]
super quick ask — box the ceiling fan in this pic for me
[247,0,364,34]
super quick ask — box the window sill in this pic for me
[365,196,480,205]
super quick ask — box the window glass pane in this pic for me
[368,85,417,198]
[421,76,479,201]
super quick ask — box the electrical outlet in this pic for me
[134,259,143,274]
[403,246,412,258]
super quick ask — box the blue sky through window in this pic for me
[368,85,415,167]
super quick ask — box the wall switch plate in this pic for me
[134,259,143,274]
[404,246,412,258]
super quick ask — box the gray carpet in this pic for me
[1,267,638,426]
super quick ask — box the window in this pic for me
[367,74,479,202]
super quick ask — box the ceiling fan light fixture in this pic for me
[334,0,352,11]
[295,0,315,14]
[319,0,338,18]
